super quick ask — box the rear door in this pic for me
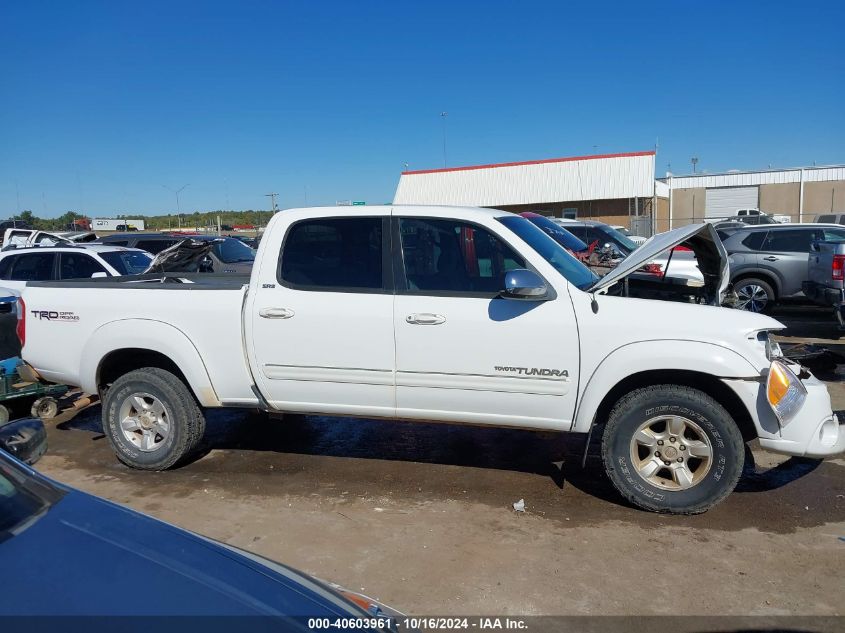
[247,211,395,417]
[759,228,820,296]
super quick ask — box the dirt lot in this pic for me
[34,304,845,617]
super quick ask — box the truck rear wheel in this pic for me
[601,385,744,514]
[102,368,206,470]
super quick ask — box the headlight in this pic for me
[766,360,807,426]
[757,331,783,361]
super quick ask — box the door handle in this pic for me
[259,307,295,319]
[405,313,446,325]
[763,256,779,261]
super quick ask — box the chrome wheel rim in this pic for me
[629,415,713,491]
[118,392,171,452]
[736,284,768,312]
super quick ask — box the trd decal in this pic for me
[494,366,568,378]
[30,310,79,322]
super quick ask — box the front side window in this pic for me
[60,253,108,279]
[9,253,56,281]
[399,218,525,294]
[280,217,384,290]
[763,229,817,253]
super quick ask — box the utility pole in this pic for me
[691,157,699,174]
[163,184,189,227]
[440,112,448,168]
[264,192,279,230]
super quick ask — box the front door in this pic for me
[392,215,579,430]
[248,213,395,417]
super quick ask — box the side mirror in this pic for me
[501,269,548,300]
[91,271,108,279]
[0,418,47,465]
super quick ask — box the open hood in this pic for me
[144,238,220,273]
[586,223,729,305]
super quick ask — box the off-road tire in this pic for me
[601,385,745,514]
[102,368,206,470]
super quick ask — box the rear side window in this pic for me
[136,239,178,254]
[818,215,835,224]
[741,232,767,250]
[763,229,818,253]
[398,218,525,294]
[59,253,108,279]
[280,218,384,291]
[8,253,56,281]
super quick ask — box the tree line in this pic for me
[10,209,276,231]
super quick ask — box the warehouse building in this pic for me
[393,151,668,235]
[662,165,845,228]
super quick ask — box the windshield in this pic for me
[213,237,256,264]
[599,226,639,251]
[523,215,589,252]
[0,453,64,542]
[499,216,599,290]
[99,251,154,275]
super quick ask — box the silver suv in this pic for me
[721,224,845,312]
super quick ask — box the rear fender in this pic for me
[79,319,220,406]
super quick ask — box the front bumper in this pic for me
[723,369,845,458]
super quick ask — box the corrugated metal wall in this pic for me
[393,153,656,206]
[664,166,845,190]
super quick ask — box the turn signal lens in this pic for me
[766,360,807,426]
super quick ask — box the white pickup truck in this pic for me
[17,206,844,514]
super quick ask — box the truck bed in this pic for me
[20,274,256,405]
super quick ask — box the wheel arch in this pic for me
[80,319,220,407]
[732,270,781,298]
[574,340,759,441]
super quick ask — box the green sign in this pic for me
[352,201,366,206]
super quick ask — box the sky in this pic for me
[1,0,843,217]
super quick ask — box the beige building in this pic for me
[661,165,845,228]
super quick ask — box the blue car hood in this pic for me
[2,490,357,617]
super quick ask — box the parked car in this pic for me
[18,206,844,514]
[723,214,778,226]
[523,213,707,301]
[721,223,845,313]
[0,433,402,619]
[815,213,845,225]
[802,235,845,326]
[0,245,154,291]
[2,228,98,248]
[97,233,255,273]
[735,209,791,224]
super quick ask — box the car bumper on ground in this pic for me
[723,370,845,458]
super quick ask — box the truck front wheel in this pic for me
[102,368,206,470]
[601,385,744,514]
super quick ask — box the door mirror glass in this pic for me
[501,269,548,299]
[0,418,47,465]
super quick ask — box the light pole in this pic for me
[691,157,699,174]
[264,192,279,231]
[163,184,189,227]
[440,112,448,168]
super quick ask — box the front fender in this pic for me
[79,319,220,407]
[572,339,759,432]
